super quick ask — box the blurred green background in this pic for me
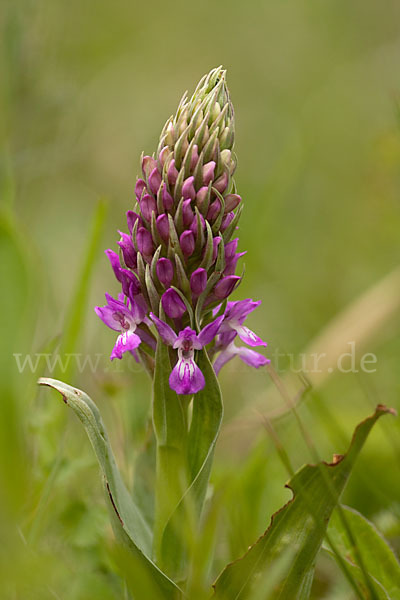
[1,0,400,598]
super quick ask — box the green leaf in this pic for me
[38,377,182,599]
[187,349,223,507]
[158,349,223,579]
[212,405,395,600]
[325,505,400,600]
[152,338,188,571]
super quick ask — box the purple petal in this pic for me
[224,251,246,276]
[111,331,141,360]
[105,249,122,281]
[150,313,177,346]
[198,315,224,346]
[190,268,207,296]
[104,293,127,312]
[213,347,236,375]
[227,299,261,323]
[232,324,267,347]
[130,297,147,324]
[224,238,239,259]
[218,329,237,348]
[94,305,120,332]
[119,269,140,297]
[173,327,202,350]
[169,357,205,395]
[135,327,157,351]
[161,288,187,319]
[237,346,269,368]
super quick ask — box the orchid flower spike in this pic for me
[95,67,269,391]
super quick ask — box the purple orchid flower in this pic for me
[95,293,147,360]
[150,313,224,395]
[213,299,269,374]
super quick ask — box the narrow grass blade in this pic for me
[55,199,107,381]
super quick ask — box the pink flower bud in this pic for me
[224,194,241,212]
[161,288,186,318]
[202,161,216,186]
[159,146,170,167]
[118,231,137,270]
[126,211,142,234]
[142,155,157,178]
[196,187,209,211]
[140,194,157,222]
[148,167,162,195]
[221,211,234,232]
[182,199,195,227]
[190,212,205,235]
[135,179,146,201]
[207,199,222,222]
[212,236,222,262]
[180,230,195,257]
[162,185,174,211]
[190,268,207,296]
[214,275,241,299]
[137,227,154,256]
[182,176,196,201]
[190,144,199,170]
[156,214,169,243]
[167,159,179,185]
[156,258,174,287]
[214,171,229,193]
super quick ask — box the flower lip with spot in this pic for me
[95,293,146,360]
[150,314,224,394]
